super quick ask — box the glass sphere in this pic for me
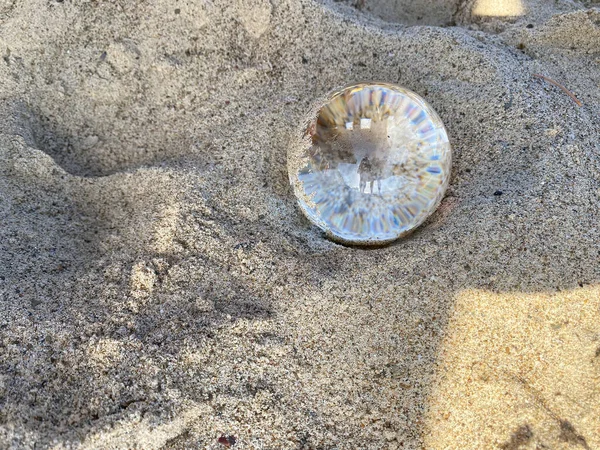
[288,82,451,245]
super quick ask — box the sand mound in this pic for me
[1,0,599,448]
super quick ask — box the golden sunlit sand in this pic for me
[426,286,600,449]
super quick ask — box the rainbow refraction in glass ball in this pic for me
[288,82,451,245]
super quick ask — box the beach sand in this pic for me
[1,0,599,448]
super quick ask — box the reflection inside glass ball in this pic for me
[289,83,451,245]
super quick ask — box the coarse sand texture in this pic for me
[0,0,599,448]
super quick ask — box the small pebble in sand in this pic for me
[218,435,236,447]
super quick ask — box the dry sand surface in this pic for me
[1,0,600,448]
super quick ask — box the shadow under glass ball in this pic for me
[288,82,452,246]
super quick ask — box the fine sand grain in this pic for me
[1,0,599,448]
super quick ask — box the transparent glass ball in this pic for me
[288,82,451,245]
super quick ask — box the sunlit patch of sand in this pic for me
[77,404,209,450]
[425,286,600,449]
[152,203,181,254]
[473,0,524,17]
[130,261,158,299]
[86,338,124,367]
